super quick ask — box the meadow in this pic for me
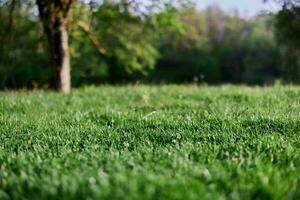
[0,85,299,199]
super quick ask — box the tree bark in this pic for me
[36,0,75,93]
[45,22,71,93]
[59,24,71,93]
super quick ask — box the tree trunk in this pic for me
[46,23,71,93]
[60,24,71,93]
[36,0,75,93]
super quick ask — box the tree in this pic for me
[36,0,76,93]
[2,0,192,92]
[263,0,300,82]
[0,1,51,89]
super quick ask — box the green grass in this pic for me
[0,85,300,200]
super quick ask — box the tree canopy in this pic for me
[0,0,299,90]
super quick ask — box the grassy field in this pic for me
[0,85,300,200]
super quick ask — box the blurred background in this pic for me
[0,0,299,89]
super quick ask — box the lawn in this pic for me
[0,85,300,200]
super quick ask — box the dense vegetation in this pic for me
[0,1,300,89]
[1,85,300,199]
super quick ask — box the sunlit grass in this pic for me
[1,85,300,199]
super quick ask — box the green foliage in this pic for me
[242,16,279,84]
[1,85,300,199]
[154,6,280,84]
[275,5,300,82]
[152,7,220,83]
[0,3,50,88]
[0,1,299,87]
[91,3,160,81]
[69,4,109,86]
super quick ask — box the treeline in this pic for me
[0,1,299,89]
